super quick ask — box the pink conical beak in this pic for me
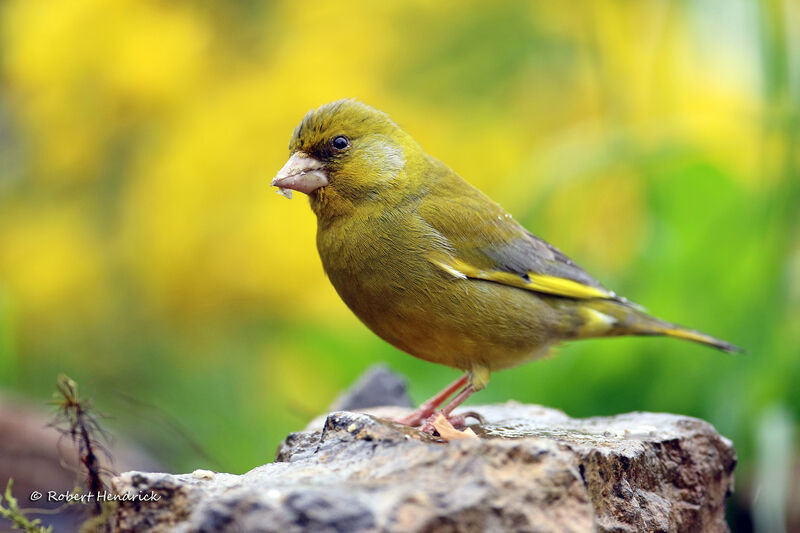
[272,152,329,199]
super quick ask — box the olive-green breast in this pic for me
[315,202,565,372]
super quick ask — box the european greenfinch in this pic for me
[272,99,740,428]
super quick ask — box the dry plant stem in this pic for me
[394,375,469,426]
[79,416,103,505]
[52,375,106,517]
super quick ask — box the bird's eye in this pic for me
[331,135,350,151]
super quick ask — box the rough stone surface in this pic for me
[111,404,736,533]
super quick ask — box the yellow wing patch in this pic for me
[431,256,614,300]
[524,273,612,299]
[577,307,618,337]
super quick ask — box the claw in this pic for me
[459,410,486,425]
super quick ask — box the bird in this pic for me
[272,99,740,431]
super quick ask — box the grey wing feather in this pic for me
[481,230,609,290]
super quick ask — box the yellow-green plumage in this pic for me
[276,99,740,394]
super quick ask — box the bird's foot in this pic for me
[392,403,484,429]
[391,375,470,427]
[420,413,467,433]
[420,411,484,434]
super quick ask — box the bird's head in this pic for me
[272,99,416,218]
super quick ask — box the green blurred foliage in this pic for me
[0,0,798,528]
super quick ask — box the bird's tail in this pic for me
[641,321,743,353]
[577,299,743,353]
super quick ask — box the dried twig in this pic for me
[49,375,111,517]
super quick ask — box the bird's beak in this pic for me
[271,152,329,199]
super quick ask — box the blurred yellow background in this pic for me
[0,1,798,530]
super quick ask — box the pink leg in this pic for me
[440,385,476,417]
[420,384,478,433]
[393,375,469,427]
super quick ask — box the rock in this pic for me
[328,364,413,411]
[111,403,736,533]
